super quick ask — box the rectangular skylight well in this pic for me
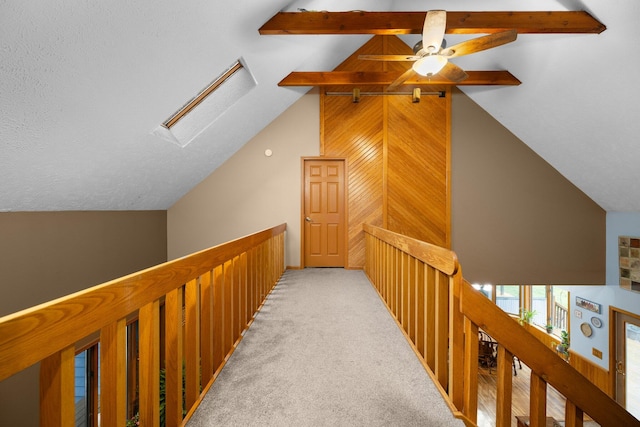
[153,58,258,148]
[163,60,245,129]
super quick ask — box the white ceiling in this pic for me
[1,0,639,212]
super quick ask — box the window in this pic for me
[530,285,547,326]
[495,285,521,315]
[481,283,570,336]
[551,286,569,332]
[74,343,99,427]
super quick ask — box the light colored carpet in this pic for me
[187,268,464,427]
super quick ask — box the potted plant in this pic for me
[545,323,554,333]
[519,309,536,325]
[556,330,570,359]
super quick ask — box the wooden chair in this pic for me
[479,330,522,375]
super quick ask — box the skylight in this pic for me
[153,58,257,148]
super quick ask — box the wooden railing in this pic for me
[363,224,639,427]
[554,301,568,331]
[0,223,286,426]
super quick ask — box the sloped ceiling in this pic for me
[1,0,639,212]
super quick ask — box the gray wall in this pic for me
[0,210,167,425]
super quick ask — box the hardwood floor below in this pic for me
[477,360,599,427]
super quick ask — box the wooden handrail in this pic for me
[0,223,286,426]
[363,224,639,427]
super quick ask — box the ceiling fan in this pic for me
[358,10,517,90]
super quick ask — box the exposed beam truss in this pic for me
[278,71,521,87]
[259,11,606,35]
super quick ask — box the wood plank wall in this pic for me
[321,35,451,268]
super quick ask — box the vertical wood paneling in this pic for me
[321,35,450,267]
[569,350,612,396]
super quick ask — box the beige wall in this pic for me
[0,210,167,426]
[451,89,605,284]
[0,211,167,316]
[167,89,321,266]
[169,87,605,284]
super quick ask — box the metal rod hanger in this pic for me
[326,91,445,97]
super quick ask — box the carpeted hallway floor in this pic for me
[187,268,464,426]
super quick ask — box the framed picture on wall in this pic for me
[575,296,601,314]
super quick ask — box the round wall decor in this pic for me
[591,316,602,328]
[580,322,593,337]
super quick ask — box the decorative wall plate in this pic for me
[591,316,602,328]
[580,322,593,337]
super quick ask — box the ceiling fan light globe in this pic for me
[412,55,447,76]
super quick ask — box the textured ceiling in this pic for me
[1,0,639,212]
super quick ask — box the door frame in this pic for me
[611,305,640,408]
[300,157,348,268]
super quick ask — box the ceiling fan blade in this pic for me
[437,61,468,83]
[387,67,418,91]
[441,30,518,58]
[422,10,446,53]
[358,54,421,62]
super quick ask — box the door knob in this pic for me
[305,216,312,222]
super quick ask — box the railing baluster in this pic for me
[185,278,201,409]
[239,252,249,328]
[435,270,449,389]
[462,318,478,424]
[100,319,127,426]
[409,255,417,343]
[1,224,287,427]
[165,287,184,427]
[363,223,640,427]
[530,372,547,427]
[449,272,465,409]
[139,301,160,427]
[223,260,234,352]
[232,256,241,341]
[401,252,410,335]
[416,260,426,359]
[496,345,513,427]
[201,270,214,386]
[565,399,583,427]
[425,264,436,371]
[40,345,75,427]
[212,265,225,373]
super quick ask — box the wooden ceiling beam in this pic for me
[259,11,606,35]
[278,71,521,87]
